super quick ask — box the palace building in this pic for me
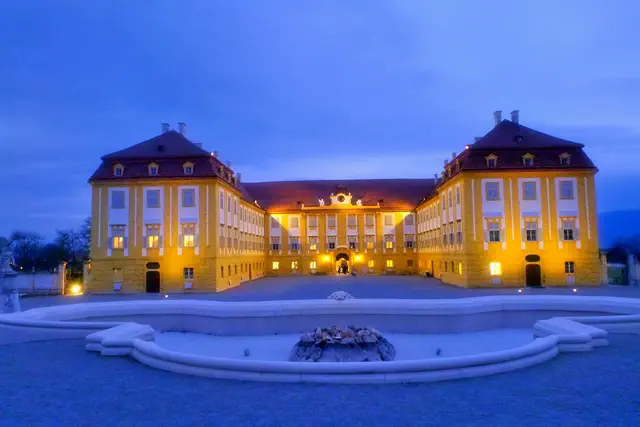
[88,112,602,293]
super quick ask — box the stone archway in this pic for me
[335,253,350,274]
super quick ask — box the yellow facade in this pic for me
[88,116,602,292]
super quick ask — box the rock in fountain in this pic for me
[289,326,396,362]
[327,291,354,301]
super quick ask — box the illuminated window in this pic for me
[310,261,317,269]
[308,236,318,251]
[183,267,194,280]
[366,240,374,249]
[490,262,502,276]
[146,226,160,248]
[386,260,394,268]
[291,261,298,270]
[564,261,575,274]
[385,240,393,249]
[458,263,463,275]
[522,182,537,200]
[272,261,279,270]
[182,224,195,247]
[110,225,125,249]
[368,260,374,268]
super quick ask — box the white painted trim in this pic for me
[471,179,476,241]
[509,179,514,240]
[584,177,591,240]
[206,185,210,246]
[97,188,102,248]
[546,178,552,239]
[169,186,172,247]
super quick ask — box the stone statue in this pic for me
[1,246,20,313]
[318,198,325,206]
[356,199,362,206]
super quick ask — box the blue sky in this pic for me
[1,1,639,239]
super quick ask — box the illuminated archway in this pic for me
[335,253,350,274]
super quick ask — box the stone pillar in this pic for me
[83,262,90,287]
[599,250,609,285]
[628,254,638,287]
[58,262,67,295]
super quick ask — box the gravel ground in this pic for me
[18,276,640,310]
[1,335,639,427]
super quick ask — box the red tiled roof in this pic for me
[102,131,212,159]
[242,179,435,211]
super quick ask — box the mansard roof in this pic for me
[101,130,212,159]
[470,120,584,149]
[242,179,436,211]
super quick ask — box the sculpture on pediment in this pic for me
[318,198,325,206]
[356,199,362,206]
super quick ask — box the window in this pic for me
[456,187,461,204]
[347,215,356,228]
[489,262,502,276]
[183,267,194,281]
[327,215,336,228]
[291,261,298,270]
[272,261,279,270]
[327,236,336,250]
[182,224,195,247]
[365,214,374,227]
[565,261,575,274]
[113,165,124,177]
[270,217,279,228]
[488,222,501,242]
[368,260,374,268]
[219,192,224,209]
[270,237,280,250]
[146,190,160,208]
[228,265,231,276]
[523,156,534,167]
[485,182,500,201]
[524,221,538,241]
[386,260,394,268]
[310,261,317,270]
[404,234,415,248]
[456,221,462,243]
[486,156,497,168]
[148,164,159,176]
[562,220,575,241]
[448,191,452,208]
[289,236,300,251]
[407,259,413,267]
[308,236,318,251]
[111,225,125,249]
[458,263,463,275]
[111,190,125,209]
[182,189,196,207]
[559,180,574,200]
[146,225,160,248]
[384,214,394,226]
[290,216,299,228]
[404,214,414,226]
[348,235,357,250]
[522,182,537,200]
[442,196,446,211]
[560,153,571,165]
[384,235,394,249]
[227,195,231,212]
[183,163,194,175]
[308,215,318,227]
[365,236,374,249]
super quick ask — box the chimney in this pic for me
[474,137,481,143]
[178,122,187,135]
[213,151,220,158]
[451,152,457,160]
[510,110,519,124]
[443,159,448,167]
[237,173,242,183]
[161,123,170,133]
[226,160,232,168]
[493,110,502,126]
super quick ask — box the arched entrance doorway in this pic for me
[525,264,542,287]
[146,271,160,293]
[335,253,350,274]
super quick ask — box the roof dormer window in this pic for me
[486,154,498,168]
[183,162,194,175]
[447,167,452,177]
[455,161,460,172]
[559,152,571,165]
[148,162,159,176]
[522,153,534,167]
[113,163,124,177]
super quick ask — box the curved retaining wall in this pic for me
[2,296,640,383]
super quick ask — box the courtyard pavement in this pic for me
[19,275,640,310]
